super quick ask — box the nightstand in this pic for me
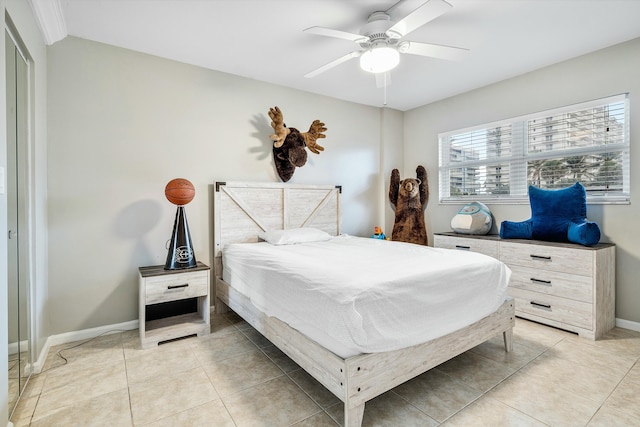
[138,261,210,348]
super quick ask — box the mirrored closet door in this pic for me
[6,28,31,415]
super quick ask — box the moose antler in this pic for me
[301,120,327,154]
[268,106,290,148]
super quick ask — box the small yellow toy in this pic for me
[370,226,386,240]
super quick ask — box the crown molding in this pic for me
[28,0,67,45]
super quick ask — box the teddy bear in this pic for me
[389,166,429,245]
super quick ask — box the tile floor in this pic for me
[8,351,29,412]
[9,312,640,426]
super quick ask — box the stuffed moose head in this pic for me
[269,106,327,182]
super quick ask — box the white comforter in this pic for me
[222,235,510,358]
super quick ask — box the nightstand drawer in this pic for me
[499,241,593,276]
[509,287,593,329]
[145,271,209,305]
[433,234,499,258]
[509,265,592,303]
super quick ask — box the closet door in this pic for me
[6,29,30,416]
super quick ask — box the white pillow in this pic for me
[258,227,332,245]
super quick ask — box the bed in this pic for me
[213,182,514,427]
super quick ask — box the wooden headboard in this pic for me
[213,181,341,276]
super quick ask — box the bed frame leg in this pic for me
[215,297,229,314]
[344,403,365,427]
[503,328,513,352]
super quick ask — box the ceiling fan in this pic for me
[303,0,468,79]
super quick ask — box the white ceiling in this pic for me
[33,0,640,111]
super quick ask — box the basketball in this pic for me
[165,178,195,205]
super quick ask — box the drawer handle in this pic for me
[530,278,552,286]
[530,254,551,260]
[455,245,471,250]
[167,283,189,290]
[530,301,551,309]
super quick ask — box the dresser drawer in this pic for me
[433,234,499,258]
[509,287,593,329]
[499,241,593,276]
[145,271,209,305]
[509,265,592,303]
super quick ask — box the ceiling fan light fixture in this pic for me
[359,46,400,73]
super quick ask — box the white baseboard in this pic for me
[31,319,139,374]
[31,306,220,373]
[616,317,640,332]
[8,339,29,356]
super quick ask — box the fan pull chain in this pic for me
[383,73,387,106]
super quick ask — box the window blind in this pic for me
[439,94,629,204]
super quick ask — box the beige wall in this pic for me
[47,36,392,334]
[404,37,640,323]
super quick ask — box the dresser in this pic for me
[138,262,210,348]
[434,233,615,340]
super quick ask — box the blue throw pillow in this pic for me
[567,220,601,246]
[499,219,533,239]
[499,182,601,246]
[530,183,586,242]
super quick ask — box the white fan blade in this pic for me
[375,72,392,89]
[303,26,367,43]
[402,41,469,61]
[304,51,362,78]
[387,0,452,39]
[386,0,428,20]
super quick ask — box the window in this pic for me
[439,94,629,204]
